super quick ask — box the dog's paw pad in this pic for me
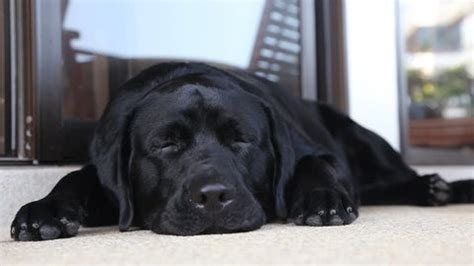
[60,217,80,236]
[288,214,304,225]
[432,190,450,203]
[324,209,344,225]
[328,214,344,226]
[346,207,357,222]
[289,188,358,226]
[39,225,61,240]
[305,214,323,226]
[420,174,451,206]
[18,230,34,241]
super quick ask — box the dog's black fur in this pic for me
[11,62,474,241]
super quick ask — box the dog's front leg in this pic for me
[10,165,118,241]
[285,156,358,226]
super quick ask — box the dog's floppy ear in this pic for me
[90,94,137,231]
[260,102,296,219]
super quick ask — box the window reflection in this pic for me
[63,0,264,67]
[60,0,302,122]
[402,0,474,150]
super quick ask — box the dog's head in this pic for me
[90,63,295,235]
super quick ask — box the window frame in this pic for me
[0,0,35,164]
[0,0,10,157]
[314,0,348,112]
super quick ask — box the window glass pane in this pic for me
[401,0,474,159]
[58,0,302,160]
[61,0,302,121]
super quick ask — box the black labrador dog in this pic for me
[11,62,473,241]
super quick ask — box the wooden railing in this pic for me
[409,117,474,147]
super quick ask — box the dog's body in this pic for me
[11,62,473,241]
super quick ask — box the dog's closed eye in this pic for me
[148,122,193,154]
[216,121,254,151]
[151,141,182,154]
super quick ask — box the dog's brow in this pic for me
[180,104,225,123]
[155,120,191,137]
[180,108,199,122]
[220,117,240,128]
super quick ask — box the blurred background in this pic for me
[0,0,473,166]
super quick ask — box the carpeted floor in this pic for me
[1,205,473,265]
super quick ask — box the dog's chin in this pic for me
[150,206,267,236]
[152,220,265,236]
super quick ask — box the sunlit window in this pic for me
[400,0,474,163]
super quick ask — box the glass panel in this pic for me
[61,0,302,121]
[58,0,302,160]
[401,0,474,159]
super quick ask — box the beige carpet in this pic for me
[1,205,473,265]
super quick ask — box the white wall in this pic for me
[345,0,400,150]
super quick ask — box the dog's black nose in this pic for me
[190,183,234,212]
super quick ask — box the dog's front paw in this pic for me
[288,187,358,226]
[416,174,451,206]
[11,198,82,241]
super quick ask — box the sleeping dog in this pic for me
[11,62,473,241]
